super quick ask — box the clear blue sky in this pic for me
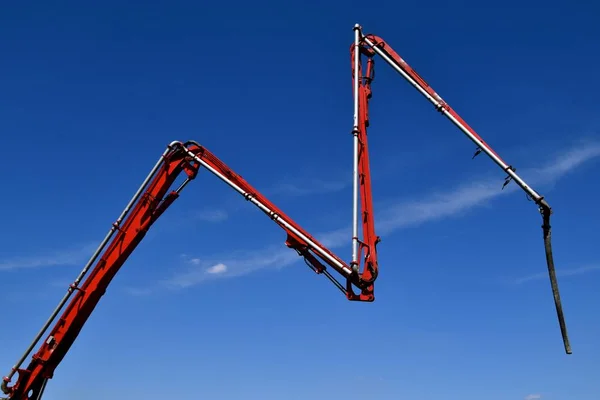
[1,1,599,399]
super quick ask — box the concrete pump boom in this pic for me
[1,139,380,400]
[0,21,573,400]
[351,23,571,354]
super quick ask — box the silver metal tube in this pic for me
[179,146,353,276]
[351,23,361,271]
[33,377,48,400]
[3,142,179,383]
[175,177,192,194]
[361,35,543,203]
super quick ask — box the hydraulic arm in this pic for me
[1,139,379,400]
[1,22,572,400]
[351,24,571,354]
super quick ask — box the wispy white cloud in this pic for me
[525,394,542,400]
[193,208,228,222]
[122,286,153,296]
[162,247,299,288]
[269,177,350,197]
[207,263,227,274]
[376,141,600,234]
[525,139,600,184]
[148,140,600,291]
[0,243,97,271]
[515,265,600,285]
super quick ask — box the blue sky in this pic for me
[1,1,599,399]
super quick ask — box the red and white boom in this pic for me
[351,23,571,354]
[1,138,380,400]
[0,22,571,400]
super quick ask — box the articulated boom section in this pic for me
[1,142,201,400]
[353,24,571,354]
[183,141,378,300]
[2,22,572,400]
[2,139,379,400]
[349,26,380,297]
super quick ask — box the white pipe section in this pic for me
[351,23,361,272]
[361,34,543,203]
[180,146,354,276]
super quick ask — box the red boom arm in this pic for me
[1,140,379,400]
[2,23,571,400]
[351,24,571,354]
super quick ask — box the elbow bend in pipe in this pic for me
[1,379,11,395]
